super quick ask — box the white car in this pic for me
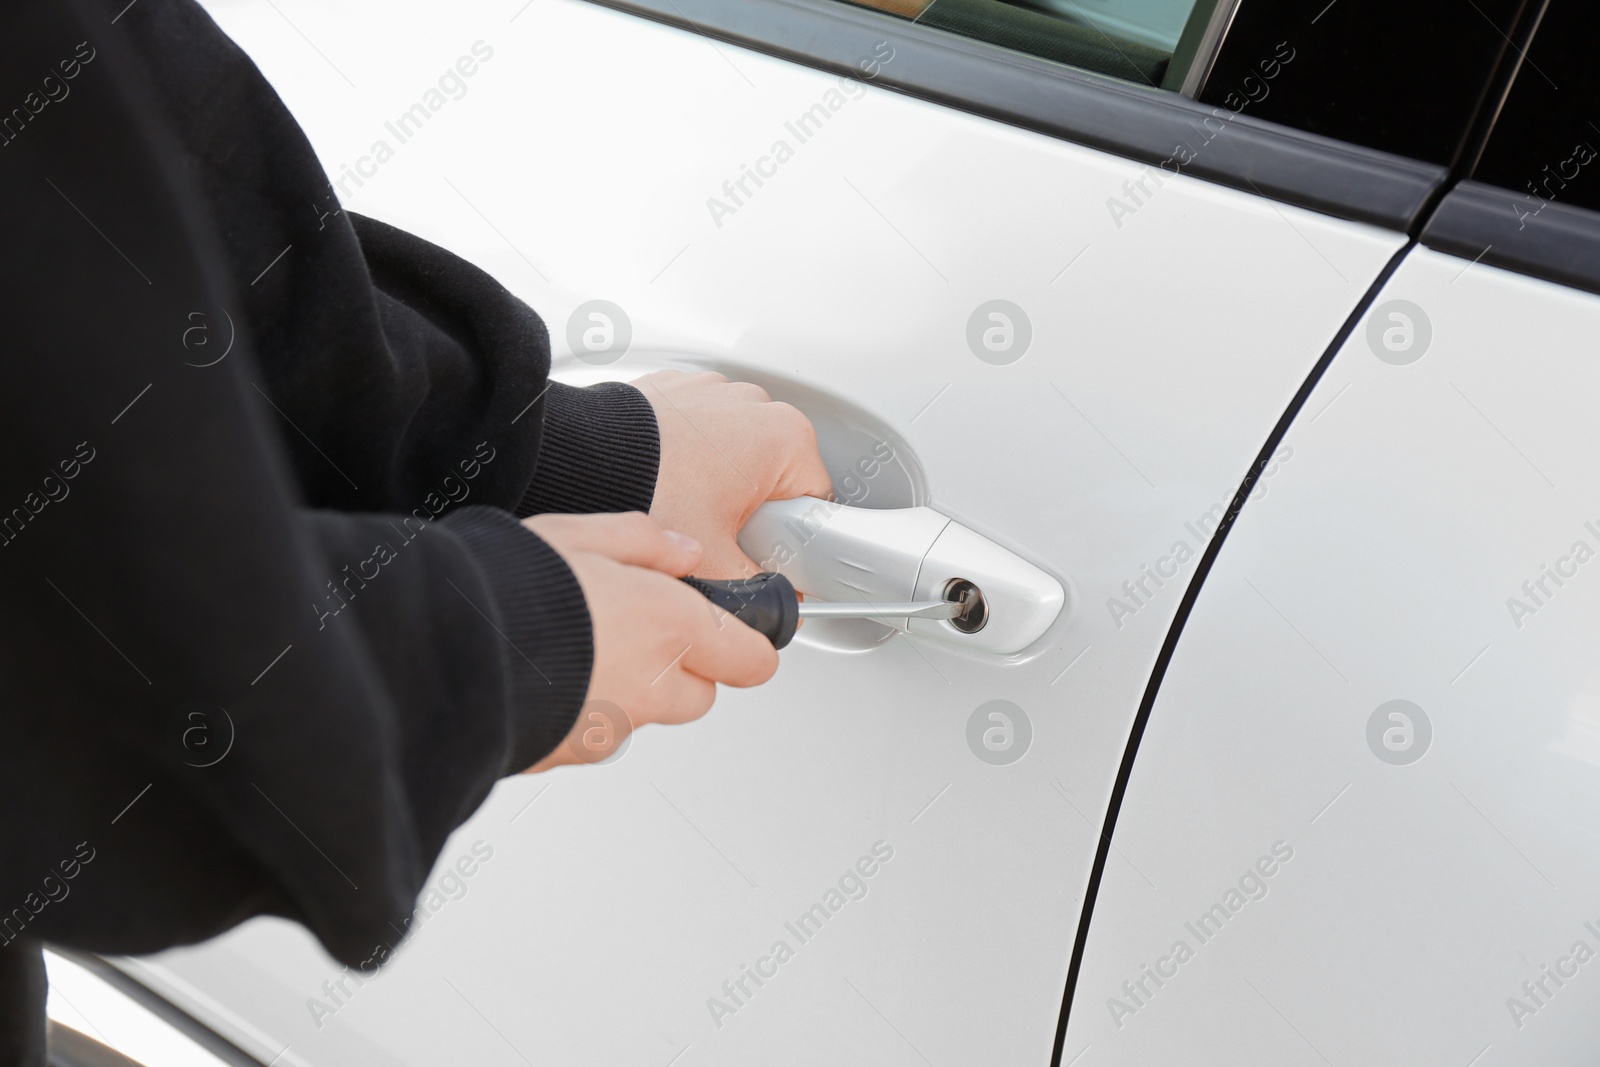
[51,0,1600,1063]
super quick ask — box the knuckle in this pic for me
[722,628,780,686]
[746,646,780,686]
[773,401,814,434]
[622,510,657,537]
[666,678,716,724]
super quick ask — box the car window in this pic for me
[838,0,1219,88]
[1199,0,1526,167]
[1469,0,1600,215]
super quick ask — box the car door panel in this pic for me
[120,1,1404,1063]
[1067,247,1600,1063]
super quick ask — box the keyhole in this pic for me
[943,578,988,634]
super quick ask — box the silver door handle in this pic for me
[737,498,1065,654]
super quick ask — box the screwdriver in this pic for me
[681,572,965,649]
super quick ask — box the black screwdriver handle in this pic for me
[681,571,800,650]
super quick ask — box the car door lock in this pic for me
[733,498,1064,654]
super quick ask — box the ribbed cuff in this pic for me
[517,381,659,517]
[440,505,592,772]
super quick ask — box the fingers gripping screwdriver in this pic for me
[681,573,967,649]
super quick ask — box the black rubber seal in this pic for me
[579,0,1446,231]
[1421,179,1600,297]
[1048,240,1416,1065]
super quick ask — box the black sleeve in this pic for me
[348,216,663,517]
[107,0,660,520]
[0,0,591,977]
[518,381,661,516]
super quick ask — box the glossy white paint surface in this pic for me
[1068,248,1600,1064]
[135,1,1399,1063]
[45,952,230,1067]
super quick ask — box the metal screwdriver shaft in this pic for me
[797,600,961,619]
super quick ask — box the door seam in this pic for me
[1049,236,1416,1065]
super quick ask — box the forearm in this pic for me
[0,1,590,968]
[108,0,555,515]
[3,504,590,967]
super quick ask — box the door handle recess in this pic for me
[736,498,1065,654]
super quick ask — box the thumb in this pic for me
[523,512,703,576]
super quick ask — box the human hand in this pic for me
[631,370,833,578]
[519,512,780,772]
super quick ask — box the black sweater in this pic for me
[0,0,656,1058]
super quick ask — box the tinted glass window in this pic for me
[1472,1,1600,216]
[1201,0,1524,166]
[841,0,1210,87]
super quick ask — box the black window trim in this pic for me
[1422,179,1600,297]
[580,0,1446,231]
[1419,0,1600,298]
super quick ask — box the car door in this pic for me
[1067,2,1600,1063]
[100,0,1438,1063]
